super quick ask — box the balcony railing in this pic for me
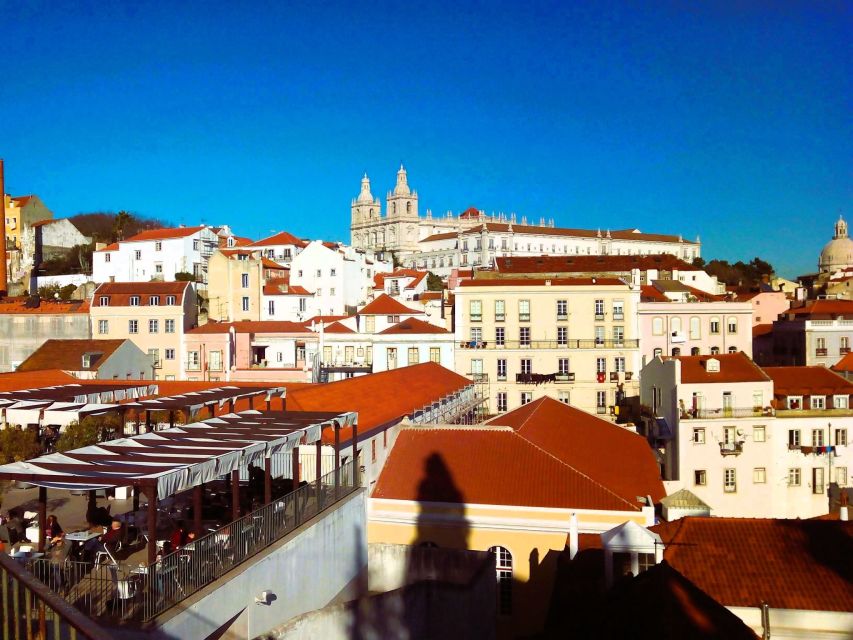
[681,407,775,419]
[457,339,639,350]
[816,348,828,356]
[719,441,745,455]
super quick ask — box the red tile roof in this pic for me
[249,231,308,248]
[675,353,770,384]
[762,366,853,397]
[17,339,129,372]
[421,223,696,244]
[96,242,120,252]
[378,318,449,335]
[417,291,443,301]
[287,362,472,438]
[640,285,670,302]
[681,284,725,302]
[0,298,89,315]
[10,195,35,207]
[460,277,626,288]
[785,299,853,319]
[752,323,774,338]
[373,427,639,511]
[0,369,80,391]
[91,282,190,307]
[832,352,853,373]
[373,268,429,289]
[459,207,483,219]
[357,294,421,316]
[486,397,665,505]
[652,517,853,612]
[303,315,348,325]
[323,321,356,334]
[495,254,700,274]
[123,226,206,242]
[187,320,312,334]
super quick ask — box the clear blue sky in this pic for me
[1,1,849,277]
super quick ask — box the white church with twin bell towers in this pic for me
[350,165,701,270]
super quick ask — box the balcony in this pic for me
[516,372,558,385]
[776,407,853,418]
[557,313,568,321]
[842,347,851,355]
[816,348,828,356]
[595,314,605,321]
[519,313,531,322]
[456,339,639,350]
[719,441,745,456]
[681,407,775,419]
[596,406,607,414]
[470,314,482,322]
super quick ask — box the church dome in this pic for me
[356,173,374,204]
[819,216,853,273]
[392,164,411,196]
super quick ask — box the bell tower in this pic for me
[350,173,379,249]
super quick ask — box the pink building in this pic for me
[734,290,790,327]
[183,320,318,382]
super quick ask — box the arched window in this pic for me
[670,317,682,333]
[710,346,720,355]
[728,346,738,353]
[391,202,396,215]
[689,317,701,340]
[652,317,664,335]
[369,208,375,218]
[406,202,412,214]
[727,317,738,334]
[691,347,700,355]
[488,546,513,615]
[671,347,681,356]
[653,348,663,359]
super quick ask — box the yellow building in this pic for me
[369,397,664,638]
[206,249,289,322]
[454,277,641,417]
[3,194,53,250]
[90,281,197,380]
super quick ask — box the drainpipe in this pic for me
[760,601,770,640]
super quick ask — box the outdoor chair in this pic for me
[109,565,138,617]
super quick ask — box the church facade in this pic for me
[350,166,701,272]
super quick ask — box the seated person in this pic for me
[6,509,26,543]
[83,519,124,562]
[45,515,64,546]
[170,522,188,550]
[85,504,112,529]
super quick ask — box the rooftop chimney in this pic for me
[0,160,7,296]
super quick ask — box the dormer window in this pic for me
[129,296,140,306]
[811,396,826,410]
[834,395,849,409]
[82,354,92,368]
[166,295,176,305]
[704,358,720,373]
[227,237,235,247]
[787,395,803,410]
[149,296,160,306]
[99,296,110,306]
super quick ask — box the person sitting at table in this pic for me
[170,521,188,549]
[6,509,27,543]
[83,519,123,562]
[85,504,112,529]
[45,514,64,547]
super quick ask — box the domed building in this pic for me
[819,216,853,274]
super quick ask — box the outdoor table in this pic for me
[11,551,44,563]
[65,530,102,542]
[25,525,40,542]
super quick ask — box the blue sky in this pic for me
[0,0,849,277]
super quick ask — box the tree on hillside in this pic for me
[703,257,775,288]
[70,211,171,244]
[427,272,444,291]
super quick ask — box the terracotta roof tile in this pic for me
[651,517,853,612]
[322,322,356,334]
[378,318,449,335]
[486,397,665,505]
[249,231,307,248]
[420,223,696,244]
[373,427,638,511]
[640,285,670,302]
[0,369,79,391]
[675,353,770,384]
[752,323,774,338]
[17,339,128,372]
[123,226,206,242]
[762,366,853,397]
[303,315,349,325]
[495,254,700,274]
[187,321,312,334]
[832,352,853,373]
[461,277,626,287]
[373,268,429,289]
[357,294,421,316]
[785,299,853,319]
[95,242,120,252]
[91,282,189,307]
[0,298,89,315]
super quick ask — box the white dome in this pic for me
[356,174,374,204]
[819,216,853,273]
[393,164,411,196]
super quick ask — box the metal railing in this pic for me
[681,407,775,419]
[1,553,112,640]
[457,339,639,350]
[24,461,357,624]
[719,441,745,455]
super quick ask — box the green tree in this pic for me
[174,271,197,282]
[0,427,41,463]
[112,210,133,241]
[55,414,122,453]
[426,272,444,291]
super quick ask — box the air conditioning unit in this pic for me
[671,331,686,344]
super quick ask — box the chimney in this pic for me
[0,159,7,296]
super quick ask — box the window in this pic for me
[788,429,801,447]
[98,320,108,334]
[166,295,176,305]
[813,468,825,494]
[595,325,605,345]
[691,347,700,355]
[613,326,624,345]
[723,469,736,493]
[834,395,849,409]
[557,326,567,346]
[365,316,375,333]
[753,467,766,484]
[727,317,737,333]
[811,396,826,410]
[497,359,507,381]
[693,428,705,444]
[689,317,701,339]
[520,392,533,405]
[330,288,336,296]
[387,347,398,369]
[710,346,720,355]
[518,300,530,322]
[653,348,663,358]
[104,254,111,263]
[710,317,720,334]
[241,273,249,288]
[787,395,802,409]
[470,300,482,322]
[488,545,513,615]
[694,470,707,486]
[495,327,505,347]
[614,356,625,372]
[316,269,322,277]
[134,250,141,260]
[497,392,507,412]
[836,429,848,446]
[594,299,604,319]
[520,359,532,375]
[652,317,664,335]
[519,327,531,347]
[558,391,570,404]
[837,467,848,486]
[430,347,441,363]
[155,241,162,251]
[470,327,483,343]
[812,429,824,447]
[148,348,160,368]
[242,297,249,312]
[558,358,569,375]
[387,315,400,323]
[129,296,140,306]
[99,296,110,306]
[148,319,159,333]
[165,319,175,333]
[728,346,738,354]
[613,299,624,320]
[495,300,505,322]
[330,268,336,277]
[816,337,826,355]
[788,468,801,486]
[596,358,606,374]
[556,300,567,320]
[268,300,275,316]
[193,240,199,251]
[596,390,606,412]
[753,426,766,442]
[407,347,419,365]
[128,320,138,334]
[160,348,173,361]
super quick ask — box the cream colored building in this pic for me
[90,281,197,380]
[205,249,288,322]
[454,277,641,416]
